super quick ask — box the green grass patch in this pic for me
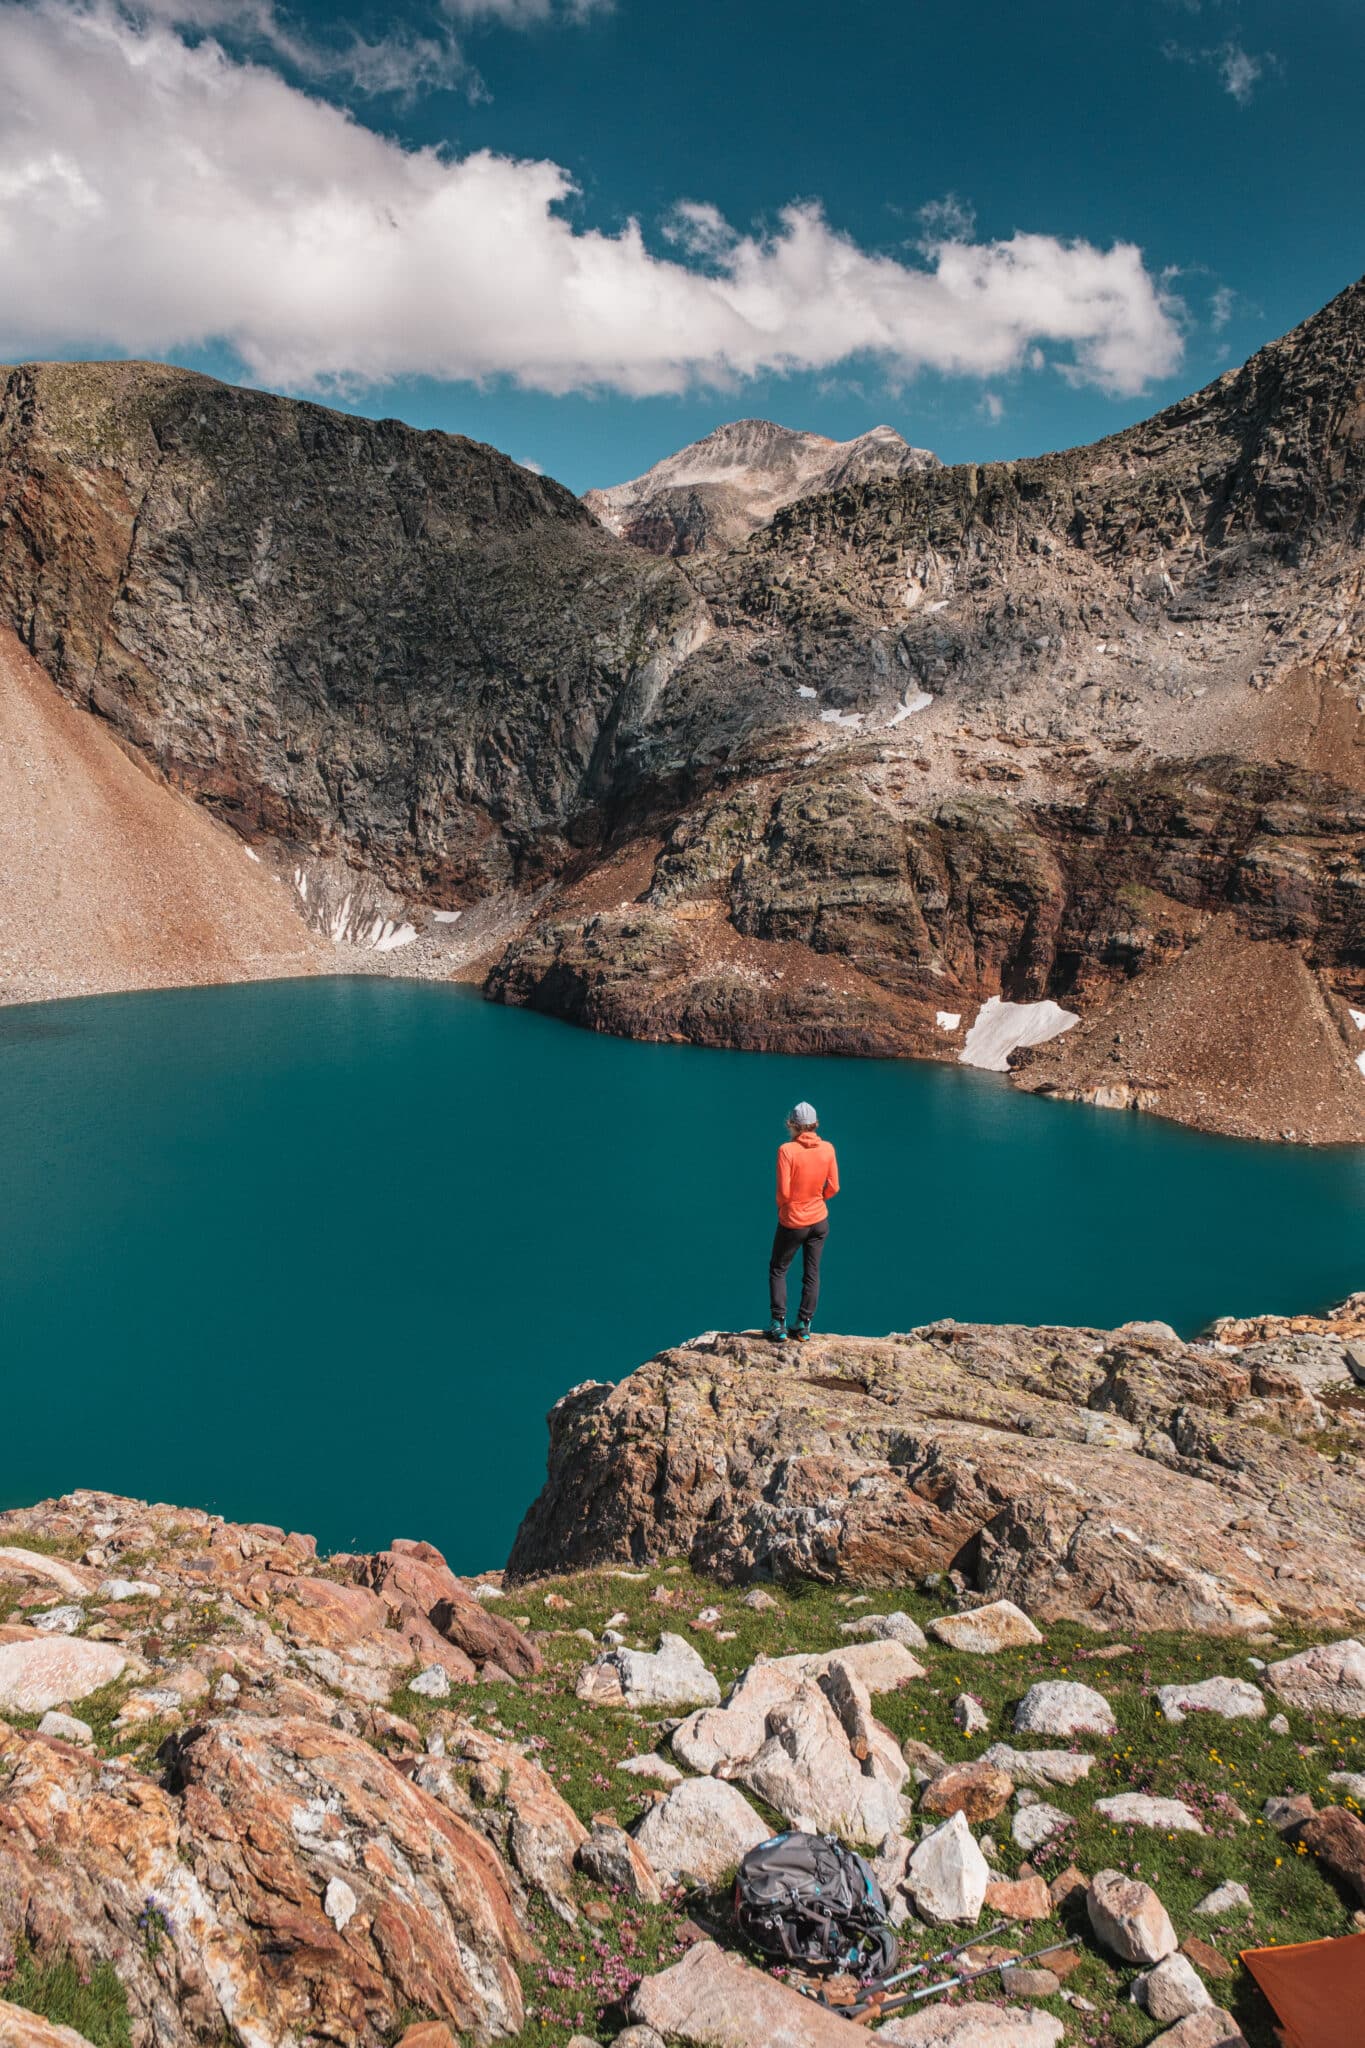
[0,1941,132,2048]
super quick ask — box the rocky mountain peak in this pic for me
[581,414,940,555]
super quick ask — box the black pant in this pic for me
[769,1217,828,1326]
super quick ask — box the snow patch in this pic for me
[432,910,462,924]
[820,708,864,729]
[888,690,933,726]
[1350,1008,1365,1030]
[293,867,309,901]
[370,918,417,953]
[797,684,818,700]
[243,845,260,863]
[936,1011,961,1031]
[1357,1051,1365,1080]
[960,996,1080,1073]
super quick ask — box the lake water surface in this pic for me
[3,977,1363,1568]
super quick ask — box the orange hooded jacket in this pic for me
[776,1130,840,1228]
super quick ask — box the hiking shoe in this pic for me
[767,1318,787,1344]
[791,1318,812,1343]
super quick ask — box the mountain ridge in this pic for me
[1,276,1364,1139]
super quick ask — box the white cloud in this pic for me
[0,3,1186,400]
[1209,283,1236,329]
[978,391,1005,424]
[1218,41,1262,103]
[1163,36,1276,106]
[916,193,976,245]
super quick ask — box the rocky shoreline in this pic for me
[1,1300,1363,2047]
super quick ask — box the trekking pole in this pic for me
[895,1936,1078,2012]
[799,1922,1011,2021]
[876,1921,1010,1993]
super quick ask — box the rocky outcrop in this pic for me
[0,1490,550,2045]
[507,1319,1365,1630]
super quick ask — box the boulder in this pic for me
[616,1751,683,1786]
[0,1548,96,1599]
[1013,1681,1115,1737]
[1180,1935,1233,1981]
[0,1634,126,1713]
[904,1810,990,1925]
[1156,1677,1265,1725]
[954,1694,989,1735]
[627,1939,871,2045]
[631,1776,770,1885]
[35,1710,93,1745]
[999,1968,1060,1998]
[921,1761,1014,1823]
[1093,1794,1205,1833]
[839,1610,929,1649]
[1267,1640,1365,1718]
[737,1681,906,1842]
[902,1737,950,1784]
[98,1576,161,1601]
[577,1821,664,1903]
[928,1601,1043,1654]
[412,1722,587,1915]
[1087,1868,1178,1964]
[1192,1880,1251,1917]
[1147,2014,1246,2048]
[358,1545,542,1677]
[578,1632,721,1712]
[1299,1806,1365,1905]
[877,2007,1064,2045]
[410,1664,452,1699]
[984,1874,1053,1920]
[1012,1803,1070,1853]
[1136,1954,1214,2023]
[30,1606,83,1635]
[982,1743,1095,1788]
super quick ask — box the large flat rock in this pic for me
[508,1327,1365,1631]
[628,1940,871,2046]
[0,1633,126,1712]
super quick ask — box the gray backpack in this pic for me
[733,1830,898,1978]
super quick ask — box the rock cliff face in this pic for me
[3,278,1365,1137]
[581,417,940,556]
[508,1309,1365,1633]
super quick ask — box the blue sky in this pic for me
[1,0,1362,492]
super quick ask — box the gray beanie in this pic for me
[789,1101,818,1127]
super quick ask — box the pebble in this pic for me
[1268,1713,1290,1735]
[954,1693,989,1735]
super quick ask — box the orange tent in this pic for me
[1242,1931,1365,2048]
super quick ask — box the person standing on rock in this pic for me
[768,1102,839,1344]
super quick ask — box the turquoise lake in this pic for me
[2,976,1363,1569]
